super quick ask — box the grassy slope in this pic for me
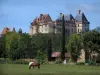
[0,64,100,75]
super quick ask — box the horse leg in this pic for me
[32,65,34,69]
[38,65,40,69]
[29,66,31,69]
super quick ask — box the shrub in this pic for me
[0,58,12,64]
[76,62,85,65]
[55,59,62,64]
[0,58,6,64]
[0,58,29,64]
[11,59,29,64]
[88,60,96,66]
[36,51,46,64]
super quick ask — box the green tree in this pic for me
[83,30,100,63]
[95,26,100,32]
[31,34,48,52]
[67,34,82,62]
[8,38,19,60]
[61,14,65,61]
[47,37,52,61]
[0,37,5,57]
[18,28,22,34]
[36,50,45,64]
[12,27,16,32]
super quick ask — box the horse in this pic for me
[29,62,40,69]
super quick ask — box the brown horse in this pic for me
[29,62,40,69]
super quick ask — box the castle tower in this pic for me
[75,10,90,34]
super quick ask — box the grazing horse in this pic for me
[29,62,40,69]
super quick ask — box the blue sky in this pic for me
[0,0,100,33]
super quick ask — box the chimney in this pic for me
[77,10,81,14]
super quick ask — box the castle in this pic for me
[29,10,90,36]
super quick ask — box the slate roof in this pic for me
[31,17,39,25]
[56,14,74,21]
[75,12,89,22]
[64,14,74,21]
[39,14,52,23]
[31,14,52,25]
[56,11,89,24]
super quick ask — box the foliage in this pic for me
[83,30,100,45]
[1,32,37,60]
[18,28,22,34]
[0,37,5,58]
[0,31,63,62]
[47,37,52,61]
[11,59,29,64]
[55,58,62,64]
[12,27,16,32]
[83,30,100,62]
[1,27,100,64]
[36,50,46,64]
[67,34,82,62]
[8,37,19,60]
[61,14,66,60]
[31,34,49,52]
[94,26,100,32]
[4,32,20,50]
[76,62,85,65]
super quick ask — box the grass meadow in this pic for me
[0,64,100,75]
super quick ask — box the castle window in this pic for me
[68,29,70,36]
[78,24,79,27]
[78,28,79,32]
[66,29,67,32]
[85,28,86,31]
[44,17,45,19]
[87,28,88,31]
[72,28,73,32]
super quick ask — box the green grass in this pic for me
[0,64,100,75]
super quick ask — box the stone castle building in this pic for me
[30,14,55,35]
[1,27,10,35]
[29,10,90,36]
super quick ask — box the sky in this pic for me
[0,0,100,33]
